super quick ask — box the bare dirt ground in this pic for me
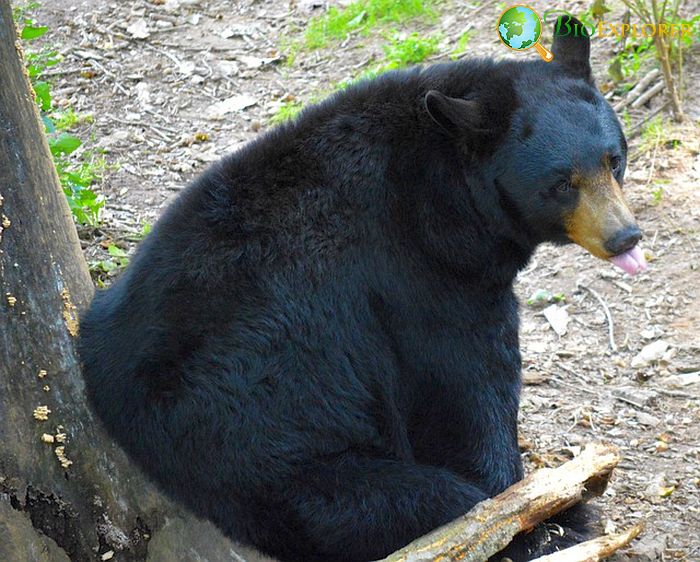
[31,0,699,560]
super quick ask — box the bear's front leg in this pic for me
[464,379,525,495]
[409,372,524,497]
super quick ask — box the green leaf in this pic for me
[21,25,48,40]
[33,80,51,111]
[44,51,60,66]
[94,259,118,273]
[49,134,81,155]
[590,0,611,20]
[42,115,56,133]
[76,190,98,203]
[107,245,127,258]
[27,64,42,78]
[347,10,367,29]
[64,172,91,187]
[607,58,623,83]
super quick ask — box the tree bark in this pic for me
[0,2,271,560]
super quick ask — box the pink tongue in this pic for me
[609,245,647,275]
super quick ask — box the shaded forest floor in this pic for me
[31,0,699,560]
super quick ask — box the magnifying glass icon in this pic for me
[497,5,554,62]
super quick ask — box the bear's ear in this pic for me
[551,16,592,81]
[424,90,482,135]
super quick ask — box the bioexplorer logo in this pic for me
[549,12,695,39]
[497,6,696,61]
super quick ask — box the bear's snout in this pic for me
[605,225,642,256]
[564,169,647,276]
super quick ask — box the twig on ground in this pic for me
[552,373,600,397]
[520,258,539,277]
[88,59,129,96]
[557,362,594,387]
[577,283,617,352]
[655,388,696,399]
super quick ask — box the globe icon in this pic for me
[497,5,553,61]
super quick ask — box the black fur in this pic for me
[79,21,623,562]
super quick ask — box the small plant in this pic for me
[620,108,632,130]
[450,31,472,60]
[639,115,676,152]
[54,150,108,226]
[137,221,152,239]
[90,245,130,276]
[122,221,153,242]
[51,108,94,131]
[303,0,438,49]
[608,36,655,82]
[579,0,611,28]
[270,100,305,125]
[17,3,105,226]
[382,32,440,66]
[274,32,440,125]
[650,184,664,204]
[649,178,670,204]
[337,32,440,89]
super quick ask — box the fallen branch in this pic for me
[381,443,623,562]
[613,68,661,112]
[530,524,644,562]
[630,81,665,110]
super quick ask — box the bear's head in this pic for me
[424,17,646,276]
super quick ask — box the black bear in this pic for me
[79,18,645,562]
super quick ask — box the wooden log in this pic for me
[530,524,644,562]
[630,82,665,110]
[613,68,661,112]
[381,443,623,562]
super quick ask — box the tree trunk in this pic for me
[0,2,271,560]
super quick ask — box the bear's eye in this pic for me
[556,181,572,193]
[610,156,622,174]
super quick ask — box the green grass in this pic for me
[382,32,440,66]
[620,108,632,130]
[650,179,669,205]
[51,108,94,131]
[450,30,472,60]
[272,32,441,124]
[338,32,440,89]
[269,100,305,125]
[275,0,443,121]
[303,0,438,49]
[639,115,671,152]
